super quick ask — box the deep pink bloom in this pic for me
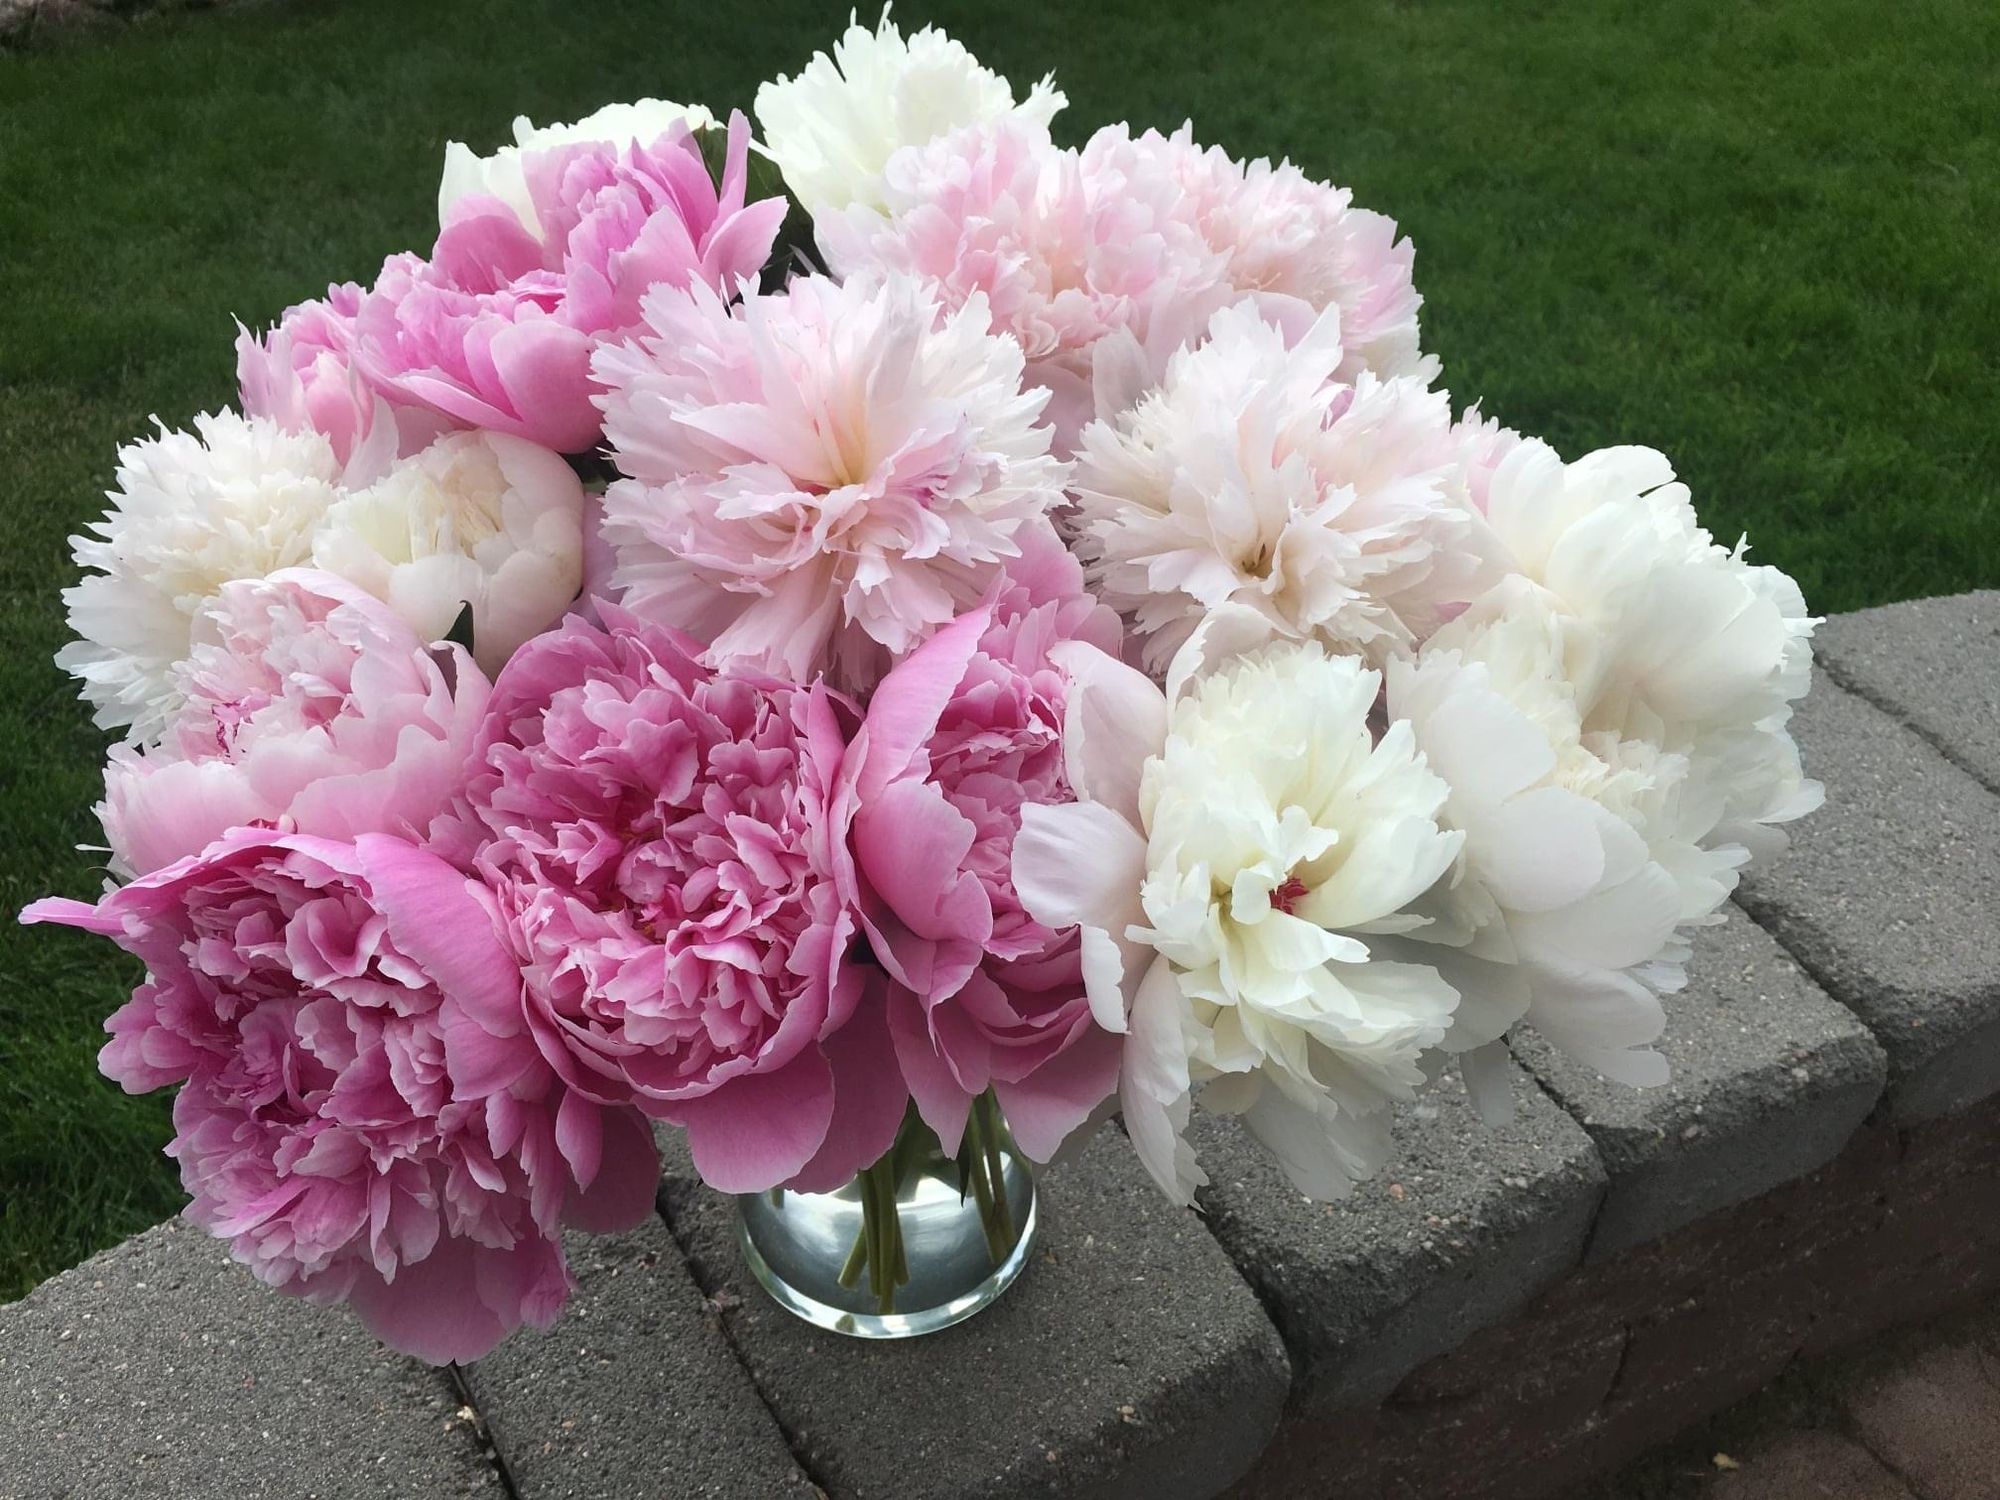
[455,611,897,1194]
[99,569,489,878]
[836,533,1125,1159]
[21,831,657,1364]
[352,112,785,453]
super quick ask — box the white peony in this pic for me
[1013,618,1464,1204]
[311,430,585,677]
[754,8,1065,218]
[438,98,720,233]
[57,411,344,744]
[1072,302,1486,672]
[1470,439,1821,862]
[1385,603,1701,1103]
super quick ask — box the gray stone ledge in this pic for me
[1192,1060,1605,1416]
[463,1217,815,1500]
[0,1218,502,1500]
[658,1124,1289,1500]
[1736,678,2000,1123]
[1515,915,1886,1261]
[1814,590,2000,794]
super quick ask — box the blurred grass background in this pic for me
[1,0,1995,1299]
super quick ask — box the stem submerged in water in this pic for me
[839,1092,1021,1316]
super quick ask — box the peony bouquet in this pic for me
[23,11,1819,1360]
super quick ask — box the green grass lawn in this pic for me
[1,0,1995,1300]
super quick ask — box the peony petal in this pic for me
[1011,800,1147,938]
[1047,640,1166,826]
[991,1023,1122,1163]
[786,984,910,1192]
[671,1046,836,1194]
[564,1106,661,1233]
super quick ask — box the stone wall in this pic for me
[1,590,1996,1500]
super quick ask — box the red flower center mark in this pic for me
[1272,875,1310,916]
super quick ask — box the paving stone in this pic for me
[1706,1430,1913,1499]
[1844,1341,2000,1500]
[1735,678,2000,1122]
[463,1216,815,1500]
[658,1123,1289,1500]
[1516,916,1886,1260]
[1815,590,2000,793]
[0,1218,502,1500]
[1192,1057,1605,1415]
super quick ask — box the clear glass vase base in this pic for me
[737,1159,1038,1339]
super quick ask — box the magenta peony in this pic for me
[97,568,489,878]
[351,112,785,453]
[836,535,1125,1159]
[594,271,1067,692]
[21,831,658,1364]
[453,610,899,1194]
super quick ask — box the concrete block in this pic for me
[1843,1342,2000,1500]
[658,1124,1290,1500]
[0,1218,502,1500]
[1815,590,2000,792]
[1192,1059,1604,1415]
[1706,1430,1914,1500]
[1735,678,2000,1121]
[1516,916,1886,1259]
[463,1216,813,1500]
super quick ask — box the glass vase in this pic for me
[736,1094,1037,1339]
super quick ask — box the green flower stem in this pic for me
[831,1098,1017,1315]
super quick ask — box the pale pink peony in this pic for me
[455,611,896,1194]
[352,112,785,453]
[97,569,489,879]
[594,271,1067,692]
[1102,124,1436,387]
[823,117,1438,450]
[1072,302,1487,672]
[837,535,1125,1160]
[1450,406,1527,516]
[818,117,1229,454]
[21,831,659,1365]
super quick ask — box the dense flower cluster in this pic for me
[30,10,1819,1363]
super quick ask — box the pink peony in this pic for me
[352,112,785,453]
[99,569,489,877]
[835,535,1124,1159]
[819,117,1229,454]
[236,284,456,472]
[594,271,1067,692]
[21,831,658,1365]
[454,611,899,1194]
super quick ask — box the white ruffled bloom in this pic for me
[438,98,720,233]
[312,430,585,676]
[1472,440,1820,859]
[754,8,1065,218]
[1072,302,1485,672]
[1013,619,1463,1205]
[57,411,343,744]
[1368,438,1821,1103]
[1384,605,1698,1100]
